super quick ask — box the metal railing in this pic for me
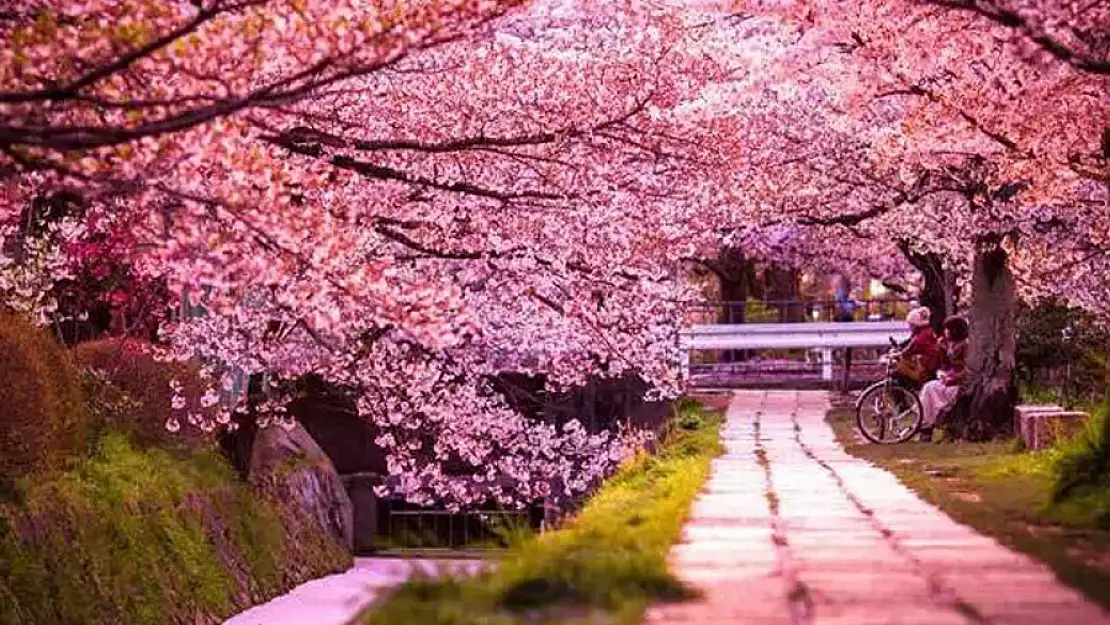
[379,508,537,551]
[679,298,916,389]
[684,298,915,325]
[681,320,908,350]
[686,348,890,389]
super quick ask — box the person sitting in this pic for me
[918,315,970,442]
[893,306,943,390]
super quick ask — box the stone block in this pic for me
[1013,404,1063,435]
[1016,408,1090,451]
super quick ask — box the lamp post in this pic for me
[1061,324,1074,408]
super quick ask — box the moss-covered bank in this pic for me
[0,432,352,625]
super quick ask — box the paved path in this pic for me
[223,557,484,625]
[646,390,1110,625]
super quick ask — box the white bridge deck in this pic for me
[679,321,910,384]
[680,320,909,350]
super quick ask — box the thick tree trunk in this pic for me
[944,244,1018,441]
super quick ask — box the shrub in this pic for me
[1017,300,1110,405]
[72,339,218,450]
[1052,402,1110,497]
[1047,400,1110,527]
[675,400,704,431]
[0,313,86,479]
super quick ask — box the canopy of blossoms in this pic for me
[1,0,1107,501]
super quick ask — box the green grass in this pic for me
[0,431,350,625]
[826,402,1110,610]
[360,403,724,625]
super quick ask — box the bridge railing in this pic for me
[679,306,916,388]
[680,320,909,351]
[684,298,915,326]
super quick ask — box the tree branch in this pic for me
[928,0,1110,75]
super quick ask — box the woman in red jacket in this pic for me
[894,307,943,390]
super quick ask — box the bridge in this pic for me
[680,299,914,388]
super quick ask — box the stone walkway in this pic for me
[223,557,484,625]
[646,390,1110,625]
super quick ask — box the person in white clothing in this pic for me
[918,315,969,442]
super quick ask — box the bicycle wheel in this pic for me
[856,384,923,444]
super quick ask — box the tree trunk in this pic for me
[717,254,752,325]
[765,266,801,322]
[897,242,959,333]
[718,281,749,323]
[918,264,947,333]
[712,248,756,361]
[944,244,1017,441]
[943,271,960,317]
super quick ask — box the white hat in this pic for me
[906,307,931,328]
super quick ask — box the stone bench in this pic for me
[1014,404,1090,451]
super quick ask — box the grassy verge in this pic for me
[826,401,1110,609]
[360,402,724,625]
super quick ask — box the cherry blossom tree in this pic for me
[4,0,1105,471]
[716,0,1109,437]
[925,0,1110,76]
[0,0,525,165]
[1,0,749,506]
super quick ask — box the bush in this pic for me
[0,313,87,479]
[1045,399,1110,528]
[72,339,219,450]
[1017,300,1110,406]
[675,399,704,431]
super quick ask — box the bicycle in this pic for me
[854,337,924,444]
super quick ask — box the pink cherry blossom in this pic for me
[2,0,1107,500]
